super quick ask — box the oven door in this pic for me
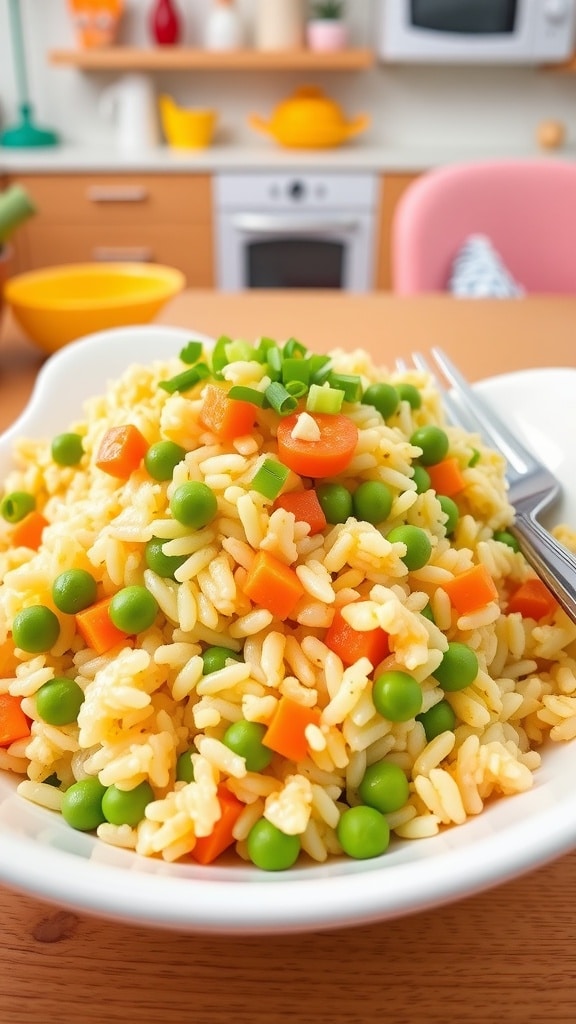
[216,211,375,291]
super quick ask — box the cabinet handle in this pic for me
[86,186,149,203]
[92,246,153,262]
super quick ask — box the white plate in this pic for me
[0,327,575,935]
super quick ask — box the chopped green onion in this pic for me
[179,340,203,364]
[283,337,307,358]
[228,385,267,407]
[211,335,232,378]
[255,337,278,362]
[306,383,344,415]
[469,448,481,467]
[329,373,362,403]
[266,346,283,382]
[250,458,290,500]
[309,354,333,386]
[282,358,310,387]
[159,363,210,394]
[265,382,298,415]
[284,380,308,399]
[225,339,256,363]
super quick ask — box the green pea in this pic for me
[433,642,478,692]
[51,432,84,467]
[201,646,242,675]
[36,677,85,726]
[246,819,301,871]
[61,777,107,832]
[410,425,449,466]
[316,483,353,525]
[222,720,273,773]
[468,448,481,467]
[337,805,390,860]
[352,480,393,526]
[1,491,36,524]
[493,530,520,553]
[145,537,188,580]
[144,441,187,482]
[361,382,400,420]
[12,605,60,653]
[421,600,435,623]
[102,781,155,827]
[387,524,432,571]
[438,495,459,536]
[176,748,195,783]
[358,760,410,814]
[109,586,158,634]
[411,465,431,495]
[52,568,98,614]
[397,383,422,409]
[170,481,217,529]
[372,670,423,722]
[416,699,456,741]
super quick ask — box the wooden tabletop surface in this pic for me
[1,290,576,1024]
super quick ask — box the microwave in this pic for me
[378,0,576,64]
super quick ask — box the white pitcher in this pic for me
[99,73,160,152]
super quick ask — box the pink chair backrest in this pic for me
[392,158,576,295]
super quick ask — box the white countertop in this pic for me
[0,140,568,174]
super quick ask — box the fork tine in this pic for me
[429,347,538,475]
[409,351,480,435]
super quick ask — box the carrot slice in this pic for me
[243,550,304,621]
[11,510,48,550]
[276,413,358,479]
[263,695,321,762]
[75,596,129,654]
[190,785,244,865]
[0,693,31,747]
[95,424,149,479]
[325,607,390,668]
[507,578,558,620]
[272,489,327,536]
[199,384,257,441]
[442,564,499,615]
[427,457,466,497]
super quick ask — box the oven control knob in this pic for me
[288,180,305,200]
[544,0,569,22]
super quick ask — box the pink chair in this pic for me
[392,158,576,295]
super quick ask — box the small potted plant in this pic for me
[306,0,348,53]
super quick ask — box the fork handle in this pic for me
[511,512,576,621]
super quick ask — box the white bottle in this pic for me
[204,0,244,51]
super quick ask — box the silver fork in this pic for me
[400,347,576,622]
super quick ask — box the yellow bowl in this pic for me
[4,262,186,355]
[160,96,217,149]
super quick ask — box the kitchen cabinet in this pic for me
[7,173,215,286]
[375,171,420,290]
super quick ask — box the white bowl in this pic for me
[1,327,575,934]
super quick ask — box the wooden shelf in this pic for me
[48,47,375,71]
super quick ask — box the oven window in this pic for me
[246,239,344,289]
[410,0,517,34]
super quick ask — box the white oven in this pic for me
[214,172,378,291]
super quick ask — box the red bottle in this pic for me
[149,0,181,45]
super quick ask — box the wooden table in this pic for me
[1,291,576,1024]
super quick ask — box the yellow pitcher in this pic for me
[159,95,217,149]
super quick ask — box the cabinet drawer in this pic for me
[14,174,212,227]
[22,223,215,287]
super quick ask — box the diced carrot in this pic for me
[190,785,244,865]
[0,693,31,747]
[507,578,558,621]
[325,607,390,668]
[442,564,499,615]
[272,489,327,536]
[75,596,129,654]
[263,695,322,763]
[276,413,358,479]
[199,383,257,441]
[243,550,304,621]
[0,638,18,677]
[95,424,149,479]
[427,457,466,498]
[11,510,48,550]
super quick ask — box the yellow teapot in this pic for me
[248,86,369,149]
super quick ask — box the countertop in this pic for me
[1,289,576,1024]
[0,140,571,175]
